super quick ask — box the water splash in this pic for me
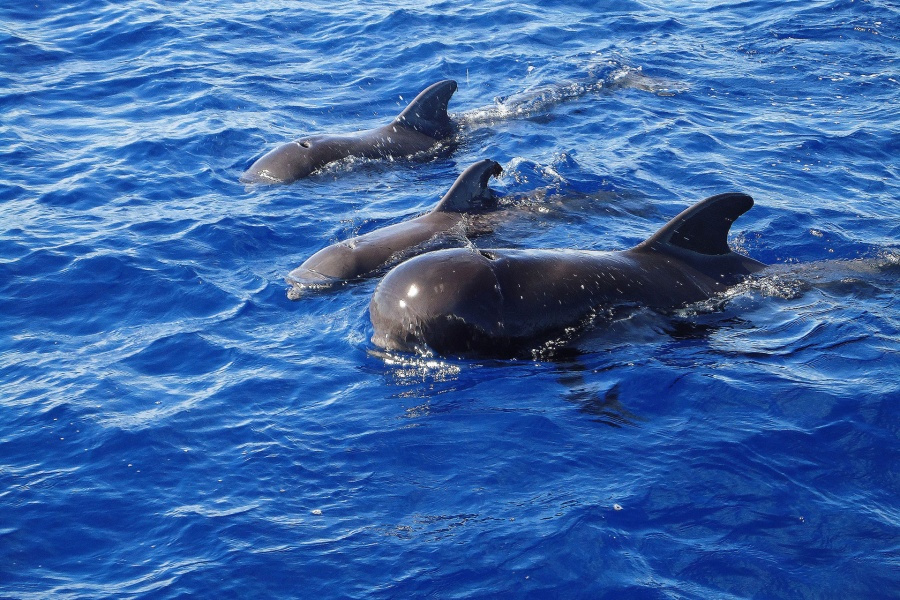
[458,61,688,128]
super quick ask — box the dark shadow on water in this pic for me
[550,358,646,428]
[570,382,645,428]
[368,301,773,427]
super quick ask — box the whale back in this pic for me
[433,159,502,213]
[393,80,458,139]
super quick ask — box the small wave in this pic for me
[458,61,687,128]
[733,255,900,302]
[370,348,463,386]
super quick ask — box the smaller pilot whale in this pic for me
[242,80,458,184]
[370,192,767,356]
[286,159,503,298]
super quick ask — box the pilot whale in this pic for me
[242,80,458,184]
[286,159,503,297]
[369,192,767,356]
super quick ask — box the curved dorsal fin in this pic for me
[393,80,457,139]
[636,193,754,255]
[433,159,503,213]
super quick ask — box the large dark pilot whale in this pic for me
[370,192,767,356]
[286,159,503,297]
[242,80,458,184]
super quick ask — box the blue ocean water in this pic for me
[1,0,898,597]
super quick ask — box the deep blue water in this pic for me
[2,0,899,597]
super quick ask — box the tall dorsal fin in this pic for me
[433,159,503,213]
[393,80,457,139]
[636,193,754,255]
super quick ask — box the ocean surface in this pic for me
[2,0,898,597]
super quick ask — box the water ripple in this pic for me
[2,0,899,598]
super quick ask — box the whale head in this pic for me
[369,248,505,356]
[240,135,337,184]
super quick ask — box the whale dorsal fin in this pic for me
[433,159,503,213]
[636,193,754,255]
[393,80,457,139]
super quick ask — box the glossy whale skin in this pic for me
[370,193,767,356]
